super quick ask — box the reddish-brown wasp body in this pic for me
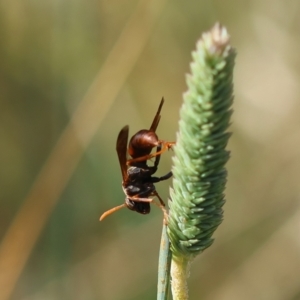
[99,98,174,221]
[127,99,174,164]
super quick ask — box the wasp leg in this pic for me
[153,144,162,170]
[99,203,127,221]
[151,172,172,183]
[126,141,175,165]
[152,191,169,224]
[130,196,153,203]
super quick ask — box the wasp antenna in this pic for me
[99,204,127,221]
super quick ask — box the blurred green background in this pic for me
[1,0,300,299]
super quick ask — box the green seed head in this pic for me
[168,23,236,260]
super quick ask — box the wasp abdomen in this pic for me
[128,130,159,158]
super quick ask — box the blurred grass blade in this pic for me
[0,0,168,298]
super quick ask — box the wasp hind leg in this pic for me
[152,191,169,225]
[99,203,127,221]
[129,192,169,224]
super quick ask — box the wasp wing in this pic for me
[116,125,129,182]
[149,97,164,132]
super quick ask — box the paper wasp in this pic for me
[99,98,174,221]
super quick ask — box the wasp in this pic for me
[99,98,174,221]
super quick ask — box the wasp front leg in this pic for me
[126,141,175,165]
